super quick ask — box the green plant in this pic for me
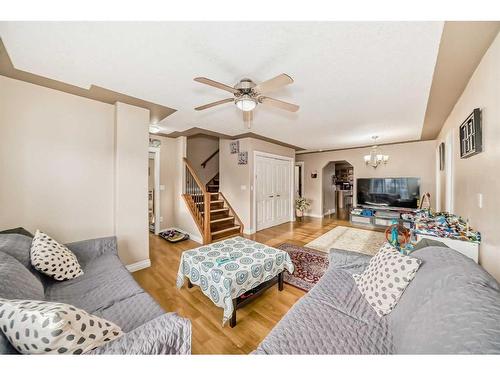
[295,197,310,212]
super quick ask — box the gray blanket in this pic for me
[87,313,191,355]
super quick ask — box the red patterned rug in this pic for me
[277,243,329,292]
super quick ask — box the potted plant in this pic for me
[295,197,310,219]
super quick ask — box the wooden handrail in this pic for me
[218,192,244,234]
[200,149,219,168]
[183,157,206,194]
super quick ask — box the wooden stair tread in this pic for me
[195,200,223,205]
[211,225,241,236]
[210,216,234,223]
[204,208,229,214]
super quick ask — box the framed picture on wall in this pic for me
[230,140,239,154]
[459,108,482,159]
[439,142,445,171]
[238,151,248,165]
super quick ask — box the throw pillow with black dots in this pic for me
[352,242,422,316]
[30,230,83,281]
[0,298,123,354]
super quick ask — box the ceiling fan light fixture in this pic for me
[235,95,257,112]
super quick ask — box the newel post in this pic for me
[203,192,211,244]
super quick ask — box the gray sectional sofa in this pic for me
[255,245,500,354]
[0,232,191,354]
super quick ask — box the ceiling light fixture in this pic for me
[235,94,257,112]
[364,136,389,168]
[149,124,161,134]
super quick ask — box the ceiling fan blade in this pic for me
[259,96,299,112]
[194,77,239,94]
[194,98,234,111]
[253,73,293,94]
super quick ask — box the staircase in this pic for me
[206,173,219,193]
[182,158,243,244]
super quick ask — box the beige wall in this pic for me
[0,75,115,242]
[0,76,151,267]
[173,136,202,242]
[186,135,219,186]
[149,136,176,230]
[219,137,295,233]
[436,32,500,281]
[114,103,149,265]
[296,140,436,217]
[148,135,202,242]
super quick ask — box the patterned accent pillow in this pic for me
[30,230,83,281]
[352,243,422,317]
[0,298,123,354]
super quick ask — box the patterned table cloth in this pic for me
[176,236,294,325]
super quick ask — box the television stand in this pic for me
[350,206,416,229]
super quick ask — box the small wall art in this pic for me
[230,140,239,154]
[238,151,248,165]
[439,142,445,171]
[459,108,482,159]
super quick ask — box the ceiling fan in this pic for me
[193,74,299,128]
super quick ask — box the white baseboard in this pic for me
[126,259,151,272]
[243,228,256,235]
[159,227,202,244]
[304,213,323,218]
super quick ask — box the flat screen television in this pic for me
[356,178,420,209]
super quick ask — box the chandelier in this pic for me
[364,136,389,168]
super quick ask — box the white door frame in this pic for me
[149,147,161,235]
[253,151,295,233]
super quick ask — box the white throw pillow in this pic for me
[30,230,83,281]
[352,243,422,317]
[0,298,123,354]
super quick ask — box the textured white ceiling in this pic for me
[0,22,443,150]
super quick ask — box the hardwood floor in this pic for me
[132,216,351,354]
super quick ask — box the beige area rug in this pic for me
[305,226,386,255]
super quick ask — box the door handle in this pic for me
[276,194,281,197]
[269,195,274,198]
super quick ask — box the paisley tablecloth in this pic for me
[176,236,294,325]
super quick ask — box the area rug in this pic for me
[305,226,386,255]
[277,243,329,292]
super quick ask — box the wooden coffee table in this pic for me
[176,236,294,327]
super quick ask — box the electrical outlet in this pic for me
[159,185,165,191]
[160,216,164,223]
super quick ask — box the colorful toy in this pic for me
[413,211,481,243]
[385,221,411,253]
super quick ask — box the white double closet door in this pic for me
[255,154,292,231]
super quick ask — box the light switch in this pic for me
[241,185,247,191]
[159,185,165,191]
[478,193,483,209]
